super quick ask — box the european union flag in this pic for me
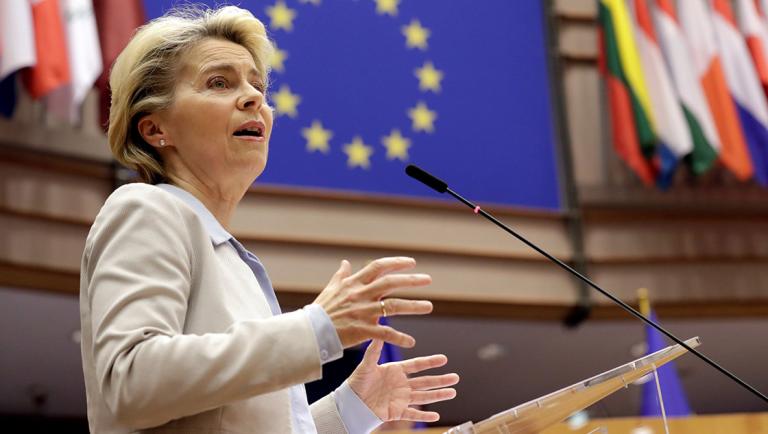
[641,309,693,417]
[144,1,561,210]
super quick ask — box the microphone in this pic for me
[405,164,447,193]
[406,164,768,405]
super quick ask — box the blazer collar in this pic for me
[156,183,232,246]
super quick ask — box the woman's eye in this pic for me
[209,78,228,89]
[252,83,265,93]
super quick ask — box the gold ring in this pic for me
[380,300,388,318]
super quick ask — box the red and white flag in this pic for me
[46,0,102,123]
[737,0,768,95]
[92,0,146,129]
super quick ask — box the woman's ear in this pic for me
[137,114,168,149]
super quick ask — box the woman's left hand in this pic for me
[347,340,460,423]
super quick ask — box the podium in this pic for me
[445,336,701,434]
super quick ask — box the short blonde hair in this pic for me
[108,5,274,184]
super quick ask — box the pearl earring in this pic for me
[159,139,166,147]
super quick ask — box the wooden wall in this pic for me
[1,0,767,320]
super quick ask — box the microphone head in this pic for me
[405,164,448,193]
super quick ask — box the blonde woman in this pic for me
[80,5,458,433]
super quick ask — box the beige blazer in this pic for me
[80,183,346,433]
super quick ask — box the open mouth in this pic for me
[233,126,264,138]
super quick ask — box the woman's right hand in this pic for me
[313,257,433,349]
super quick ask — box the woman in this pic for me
[79,5,458,433]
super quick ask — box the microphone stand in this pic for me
[406,164,768,405]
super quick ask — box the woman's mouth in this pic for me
[233,121,266,141]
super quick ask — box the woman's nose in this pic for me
[238,86,264,111]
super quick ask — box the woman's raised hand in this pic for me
[348,340,459,423]
[313,257,433,349]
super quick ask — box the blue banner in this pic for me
[143,1,561,210]
[641,310,693,417]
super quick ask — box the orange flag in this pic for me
[23,0,71,99]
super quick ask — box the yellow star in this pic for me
[302,120,333,153]
[266,1,297,32]
[270,46,288,73]
[415,61,443,93]
[402,19,430,50]
[343,136,374,169]
[375,0,399,16]
[382,129,411,161]
[408,102,437,133]
[272,85,301,117]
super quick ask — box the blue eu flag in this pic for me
[641,310,693,417]
[144,1,562,210]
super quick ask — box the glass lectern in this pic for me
[445,336,701,434]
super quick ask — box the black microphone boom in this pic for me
[405,164,447,193]
[405,164,768,405]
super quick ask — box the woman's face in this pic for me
[157,38,274,184]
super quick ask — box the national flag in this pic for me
[0,75,18,118]
[680,0,756,182]
[710,0,768,185]
[0,0,36,80]
[598,0,656,185]
[738,0,768,97]
[652,0,720,176]
[632,0,692,188]
[604,0,657,155]
[758,0,768,31]
[144,1,563,209]
[23,0,71,99]
[46,0,102,124]
[756,0,768,88]
[93,0,145,130]
[638,289,692,417]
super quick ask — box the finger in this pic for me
[408,373,460,390]
[365,274,432,299]
[352,257,416,284]
[410,388,457,405]
[401,354,448,374]
[362,324,416,348]
[372,299,433,318]
[400,408,440,423]
[330,260,352,284]
[361,339,384,366]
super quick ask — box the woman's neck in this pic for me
[164,173,249,231]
